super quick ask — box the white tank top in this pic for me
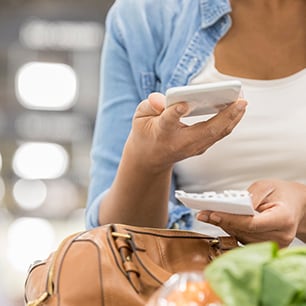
[175,56,306,243]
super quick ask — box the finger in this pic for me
[158,101,189,131]
[234,229,294,248]
[196,211,293,247]
[135,93,166,118]
[135,98,156,118]
[247,180,275,209]
[148,92,166,114]
[197,207,287,234]
[233,231,278,245]
[190,100,247,146]
[197,211,254,232]
[206,99,247,132]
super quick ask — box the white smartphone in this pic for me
[165,80,242,116]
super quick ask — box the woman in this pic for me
[86,0,306,247]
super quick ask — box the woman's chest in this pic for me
[174,71,306,191]
[213,4,306,80]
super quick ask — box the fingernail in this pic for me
[210,214,221,223]
[197,214,208,222]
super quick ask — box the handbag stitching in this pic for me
[24,260,48,304]
[124,227,216,240]
[53,231,87,306]
[156,236,169,272]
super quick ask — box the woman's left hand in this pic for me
[197,179,306,247]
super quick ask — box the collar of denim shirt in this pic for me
[199,0,232,28]
[163,0,232,91]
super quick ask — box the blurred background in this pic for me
[0,0,114,305]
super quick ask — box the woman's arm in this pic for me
[98,93,247,227]
[87,1,246,229]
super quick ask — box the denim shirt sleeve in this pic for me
[86,3,140,228]
[168,172,193,230]
[84,0,233,230]
[85,1,192,230]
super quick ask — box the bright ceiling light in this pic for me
[7,217,55,272]
[13,179,47,210]
[15,62,78,110]
[20,19,103,51]
[12,142,69,179]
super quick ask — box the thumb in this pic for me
[159,101,189,130]
[148,92,166,114]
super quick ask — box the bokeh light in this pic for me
[15,61,78,110]
[13,179,47,210]
[12,142,69,179]
[20,19,104,50]
[6,217,55,272]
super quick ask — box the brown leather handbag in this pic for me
[24,223,238,306]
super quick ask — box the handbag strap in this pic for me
[110,224,238,292]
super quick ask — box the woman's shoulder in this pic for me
[111,0,189,15]
[105,0,202,51]
[107,0,196,29]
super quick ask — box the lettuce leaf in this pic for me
[205,242,306,306]
[261,250,306,306]
[205,242,278,306]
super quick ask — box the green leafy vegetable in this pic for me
[204,242,306,306]
[261,249,306,306]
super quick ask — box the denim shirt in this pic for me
[86,0,232,229]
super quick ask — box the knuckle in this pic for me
[159,115,174,131]
[284,215,296,230]
[249,180,262,189]
[205,125,218,138]
[228,108,239,120]
[221,125,233,137]
[205,124,233,141]
[280,233,295,247]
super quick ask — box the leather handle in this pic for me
[110,224,238,292]
[110,225,167,290]
[129,238,172,284]
[127,233,238,284]
[129,236,228,284]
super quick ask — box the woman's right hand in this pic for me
[99,93,246,227]
[126,92,247,173]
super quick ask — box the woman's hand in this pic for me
[197,179,306,247]
[100,92,246,228]
[125,92,247,174]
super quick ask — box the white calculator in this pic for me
[175,190,255,215]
